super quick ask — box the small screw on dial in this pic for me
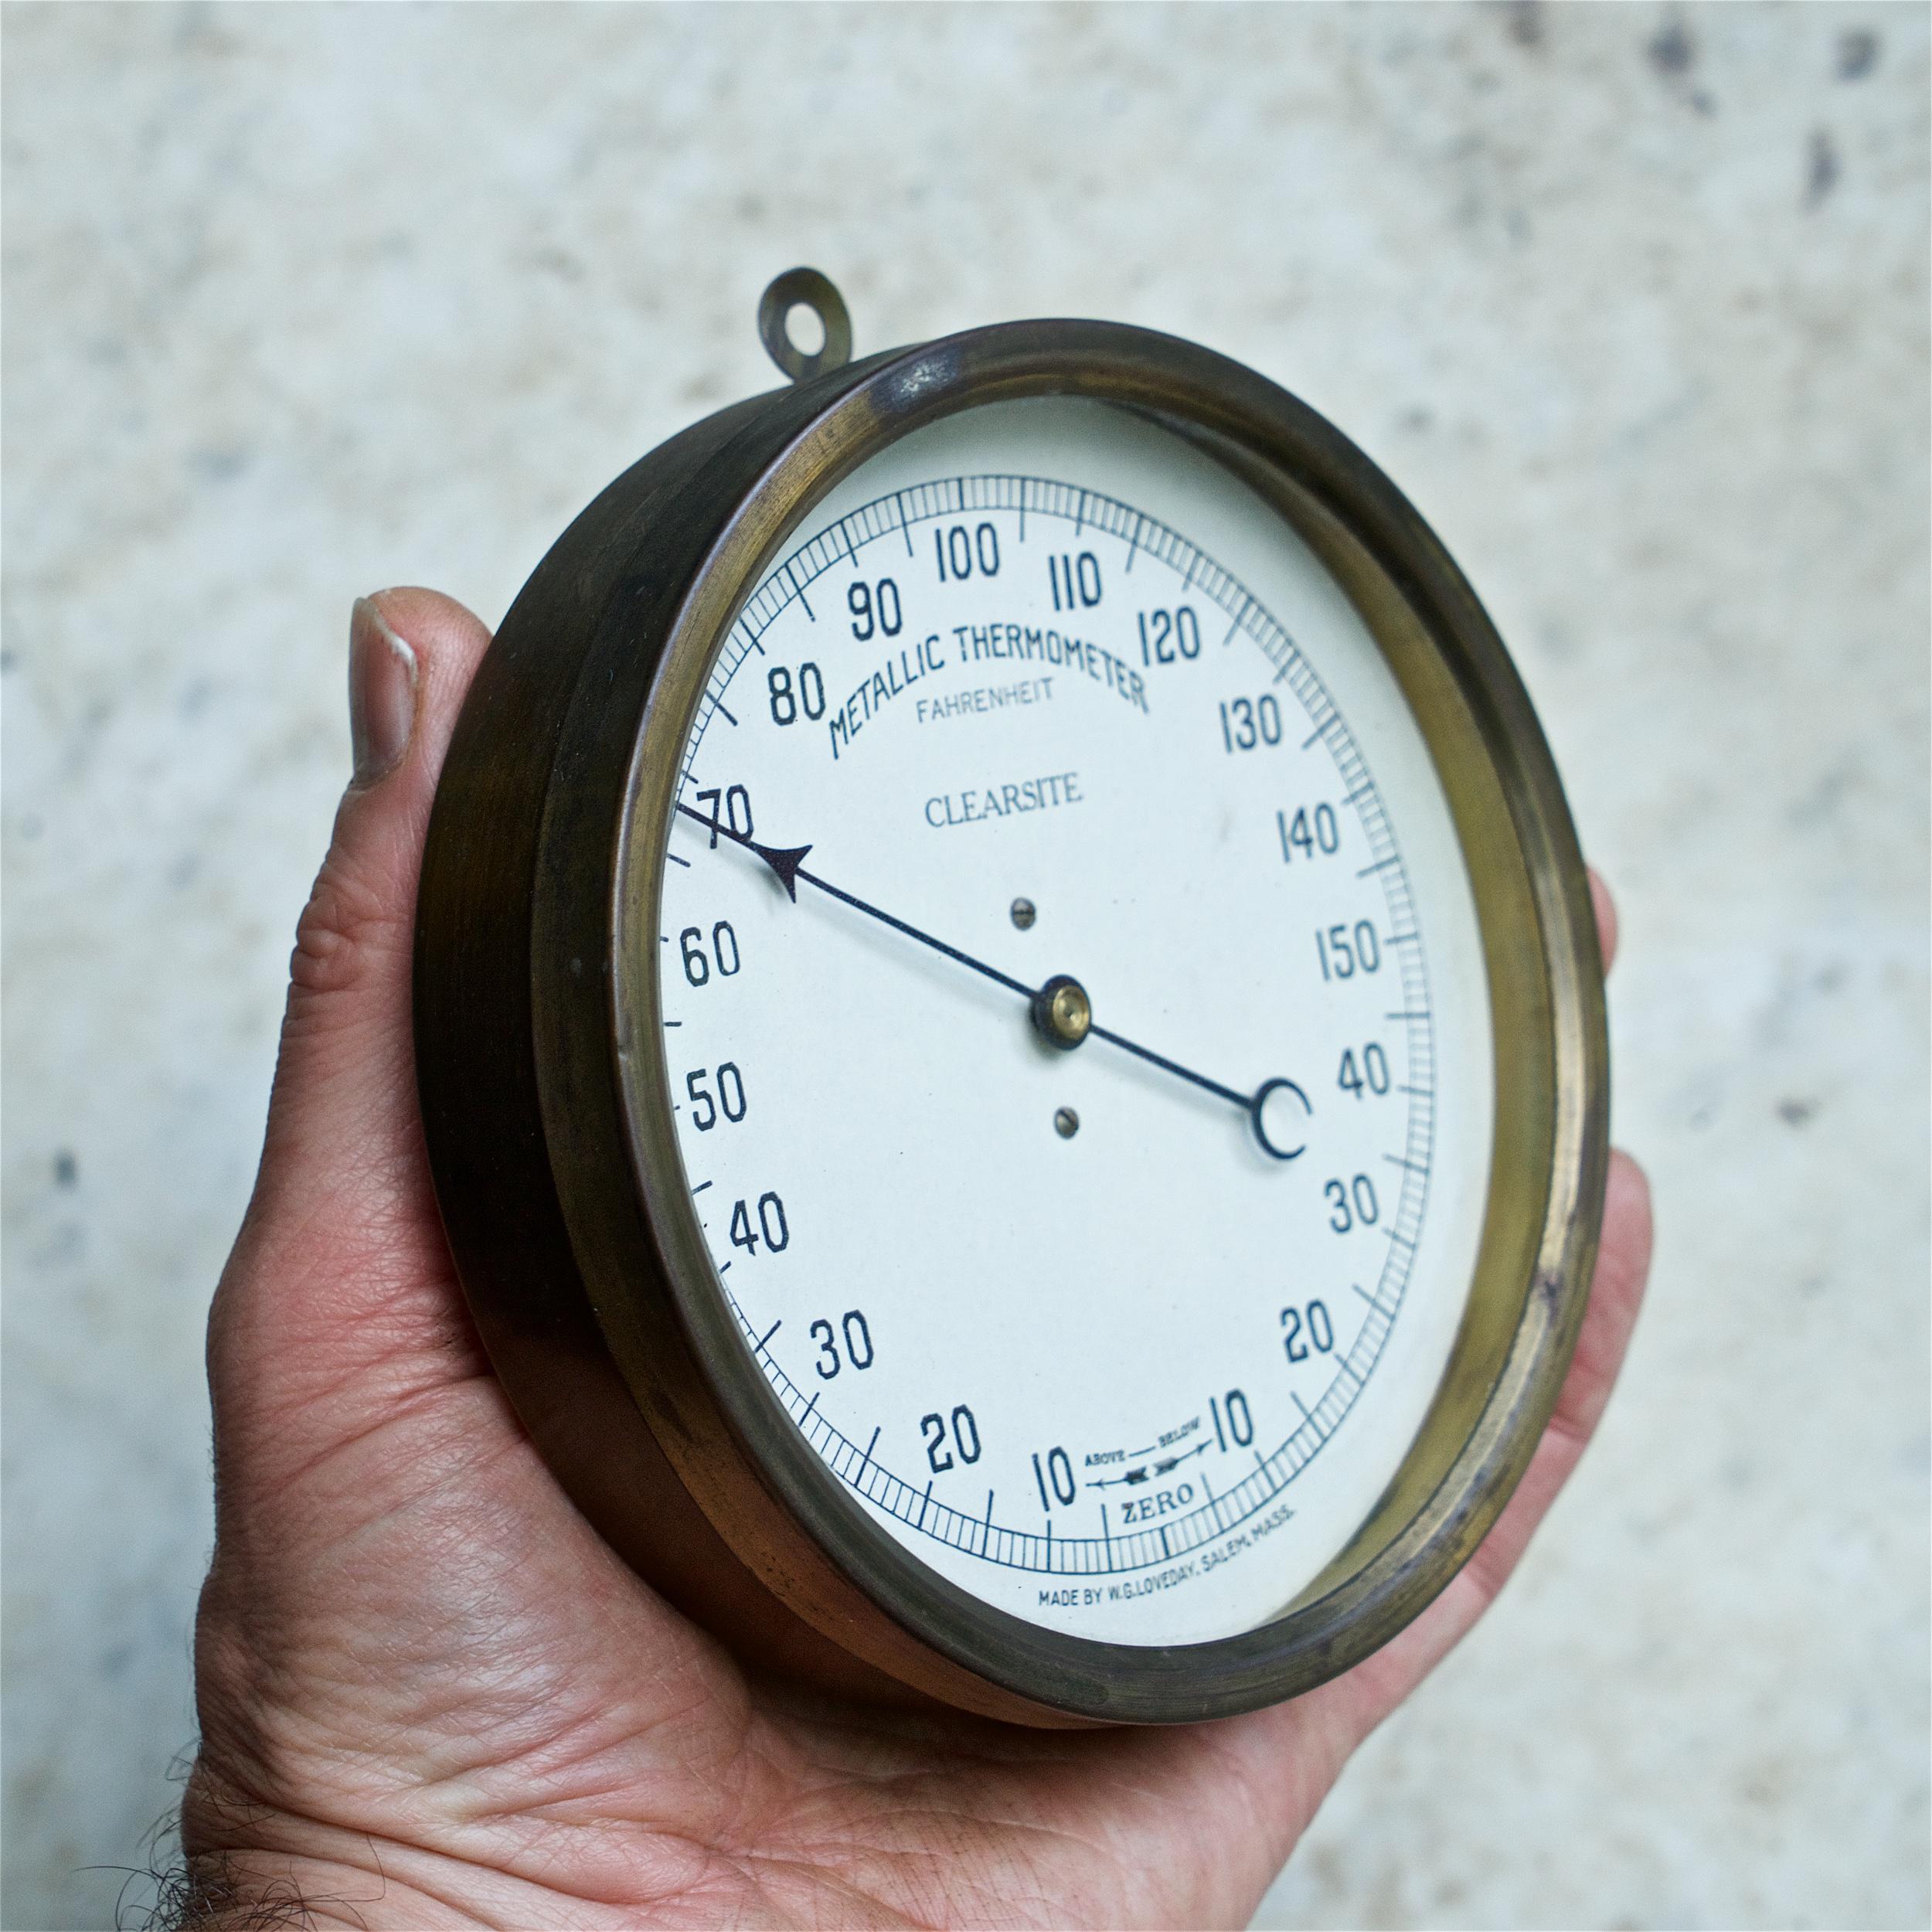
[1010,897,1037,930]
[1054,1107,1080,1139]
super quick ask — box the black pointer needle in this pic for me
[1083,1021,1247,1111]
[674,801,1032,1000]
[1080,1023,1309,1162]
[674,800,1306,1157]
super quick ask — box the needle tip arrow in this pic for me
[753,841,812,902]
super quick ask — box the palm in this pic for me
[201,1166,1335,1925]
[185,590,1649,1930]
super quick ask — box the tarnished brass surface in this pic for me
[757,265,854,384]
[414,303,1607,1726]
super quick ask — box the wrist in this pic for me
[172,1847,423,1932]
[175,1750,849,1930]
[179,1758,505,1931]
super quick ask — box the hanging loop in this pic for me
[757,267,853,384]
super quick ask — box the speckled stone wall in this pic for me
[4,5,1925,1927]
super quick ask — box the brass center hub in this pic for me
[1032,974,1093,1052]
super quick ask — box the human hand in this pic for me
[182,589,1652,1929]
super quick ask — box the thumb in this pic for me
[258,590,492,1190]
[210,590,494,1447]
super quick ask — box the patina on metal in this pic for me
[413,270,1608,1726]
[757,265,853,384]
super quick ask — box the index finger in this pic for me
[1589,866,1618,973]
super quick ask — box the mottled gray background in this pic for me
[4,4,1926,1927]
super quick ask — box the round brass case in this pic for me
[413,310,1608,1726]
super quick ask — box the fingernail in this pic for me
[349,595,418,787]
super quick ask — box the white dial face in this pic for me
[657,398,1494,1647]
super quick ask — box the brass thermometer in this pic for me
[414,270,1608,1725]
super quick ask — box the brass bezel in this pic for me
[416,318,1607,1728]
